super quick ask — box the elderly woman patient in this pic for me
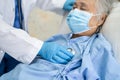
[1,0,120,80]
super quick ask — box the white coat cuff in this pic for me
[19,39,44,64]
[52,0,66,9]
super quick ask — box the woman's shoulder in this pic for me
[93,33,112,49]
[90,33,113,59]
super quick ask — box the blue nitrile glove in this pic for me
[38,42,74,64]
[63,0,75,11]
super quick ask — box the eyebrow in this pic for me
[77,2,88,9]
[77,1,89,11]
[81,2,87,6]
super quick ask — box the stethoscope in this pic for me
[67,38,76,55]
[67,48,75,55]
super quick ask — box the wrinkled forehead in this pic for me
[76,0,96,5]
[75,0,97,13]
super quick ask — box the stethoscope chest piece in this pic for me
[67,48,75,55]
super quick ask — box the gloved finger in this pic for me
[70,0,75,5]
[50,59,57,63]
[60,49,74,58]
[67,6,73,11]
[56,51,72,61]
[52,55,68,64]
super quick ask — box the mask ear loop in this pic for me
[88,13,102,29]
[95,14,103,33]
[89,14,103,33]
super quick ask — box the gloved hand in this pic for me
[63,0,76,11]
[38,42,74,64]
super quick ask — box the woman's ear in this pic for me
[97,14,107,26]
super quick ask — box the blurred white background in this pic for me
[28,7,63,41]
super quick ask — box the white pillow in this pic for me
[101,2,120,63]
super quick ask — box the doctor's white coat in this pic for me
[0,0,66,64]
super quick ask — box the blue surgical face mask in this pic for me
[66,9,93,34]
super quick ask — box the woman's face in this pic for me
[72,0,106,37]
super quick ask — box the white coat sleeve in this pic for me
[35,0,66,15]
[0,19,43,64]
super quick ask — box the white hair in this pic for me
[96,0,118,14]
[95,0,119,33]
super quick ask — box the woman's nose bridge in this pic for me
[74,2,81,9]
[73,3,81,9]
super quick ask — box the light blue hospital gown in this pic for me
[1,33,120,80]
